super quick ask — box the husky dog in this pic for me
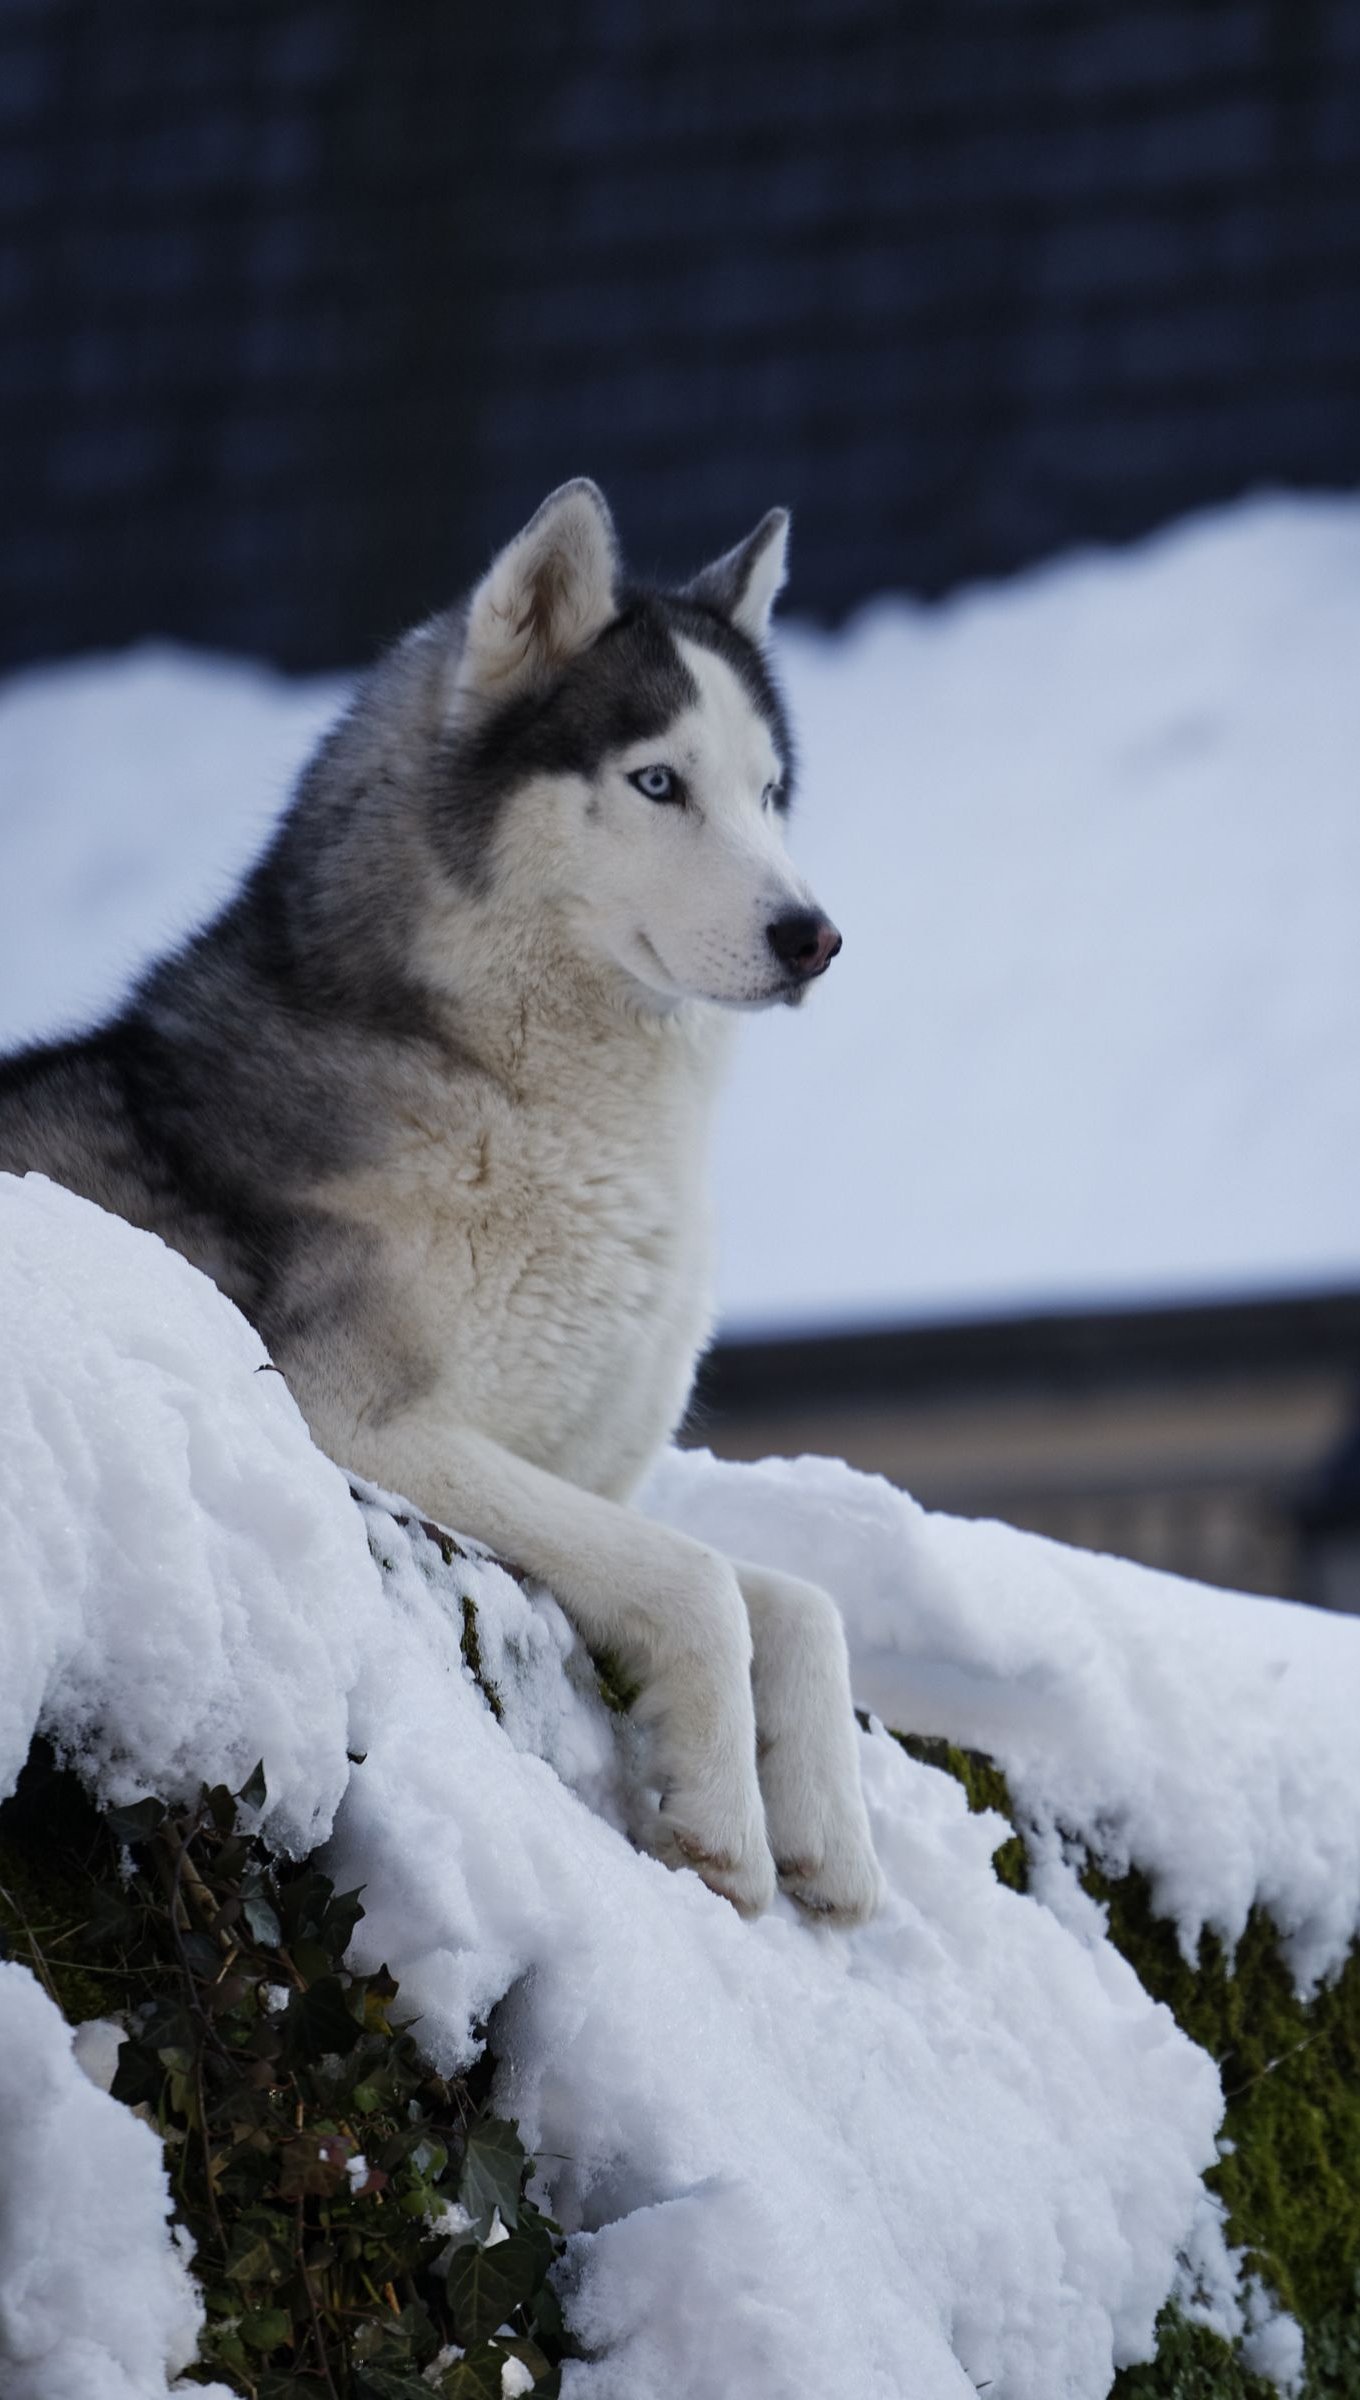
[0,482,883,1924]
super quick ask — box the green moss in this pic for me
[1116,2308,1278,2400]
[895,1728,1360,2395]
[893,1730,1029,1892]
[1088,1866,1360,2328]
[1307,2277,1360,2396]
[460,1589,504,1721]
[591,1646,643,1718]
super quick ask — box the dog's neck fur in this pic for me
[414,883,736,1109]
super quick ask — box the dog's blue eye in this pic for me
[629,764,677,803]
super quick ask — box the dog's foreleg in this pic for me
[343,1418,777,1917]
[734,1561,885,1927]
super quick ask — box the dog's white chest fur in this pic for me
[327,999,730,1501]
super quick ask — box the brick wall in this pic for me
[2,0,1358,671]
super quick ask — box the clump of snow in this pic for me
[1239,2290,1308,2396]
[644,1445,1360,1987]
[3,1177,1356,2395]
[1169,2194,1307,2397]
[1,496,1358,1325]
[70,2015,124,2095]
[0,1962,232,2400]
[0,1170,377,1854]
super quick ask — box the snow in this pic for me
[70,2015,124,2095]
[0,1172,376,1858]
[2,494,1358,1328]
[0,1963,232,2400]
[4,1175,1359,2396]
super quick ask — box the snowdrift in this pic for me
[2,1172,1358,2400]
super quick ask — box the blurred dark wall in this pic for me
[3,0,1359,671]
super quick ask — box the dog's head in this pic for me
[433,481,839,1011]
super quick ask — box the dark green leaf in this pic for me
[83,1881,138,1949]
[224,2232,285,2285]
[241,2306,291,2350]
[409,2134,448,2183]
[323,1884,367,1951]
[241,1889,282,1946]
[277,2131,351,2200]
[288,1973,363,2058]
[498,2333,551,2383]
[529,2276,566,2352]
[356,2368,441,2400]
[435,2349,507,2400]
[280,1868,334,1943]
[179,1930,222,1978]
[447,2231,544,2345]
[105,1794,166,1845]
[209,1972,250,2017]
[111,2042,163,2108]
[458,2116,525,2234]
[239,1760,268,1811]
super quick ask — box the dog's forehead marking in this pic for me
[663,637,782,788]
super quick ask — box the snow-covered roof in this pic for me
[1,492,1356,1333]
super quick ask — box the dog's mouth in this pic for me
[632,931,812,1013]
[633,929,683,994]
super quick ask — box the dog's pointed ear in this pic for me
[456,480,619,699]
[684,508,790,643]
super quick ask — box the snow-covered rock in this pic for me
[2,1172,1358,2399]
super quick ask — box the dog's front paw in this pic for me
[649,1784,778,1919]
[760,1742,885,1928]
[774,1824,886,1927]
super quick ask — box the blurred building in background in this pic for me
[691,1294,1360,1605]
[2,1,1359,1602]
[5,2,1360,668]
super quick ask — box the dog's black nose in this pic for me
[767,911,842,979]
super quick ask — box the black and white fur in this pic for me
[0,482,884,1923]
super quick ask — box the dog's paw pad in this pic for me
[778,1849,886,1929]
[774,1853,819,1883]
[650,1812,777,1917]
[671,1828,739,1871]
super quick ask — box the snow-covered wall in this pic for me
[3,1174,1356,2398]
[1,495,1357,1332]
